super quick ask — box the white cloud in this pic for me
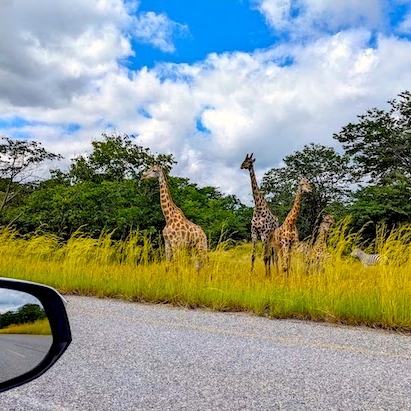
[398,11,411,34]
[1,1,411,207]
[0,0,134,108]
[252,0,386,37]
[134,12,189,53]
[0,0,185,108]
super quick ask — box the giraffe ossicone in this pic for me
[270,177,312,275]
[141,164,208,273]
[306,213,335,272]
[241,153,279,276]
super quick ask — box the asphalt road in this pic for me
[1,296,411,410]
[0,334,52,383]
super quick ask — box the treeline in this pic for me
[0,304,46,329]
[0,134,252,247]
[1,90,411,246]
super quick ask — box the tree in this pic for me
[332,90,411,237]
[0,136,62,217]
[69,133,176,183]
[167,178,252,246]
[0,304,46,328]
[261,143,353,239]
[333,90,411,183]
[347,174,411,238]
[9,156,252,246]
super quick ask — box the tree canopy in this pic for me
[2,90,411,246]
[4,133,251,247]
[261,143,353,239]
[334,91,411,183]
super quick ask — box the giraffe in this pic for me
[307,213,335,271]
[240,153,279,276]
[269,177,312,275]
[141,164,208,273]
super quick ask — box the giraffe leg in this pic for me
[195,250,208,274]
[282,245,291,275]
[251,228,258,272]
[164,241,172,272]
[271,244,279,272]
[263,242,272,277]
[272,247,279,273]
[194,231,209,275]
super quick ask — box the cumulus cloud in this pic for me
[134,11,189,52]
[1,0,411,205]
[398,11,411,34]
[0,0,135,108]
[252,0,396,38]
[50,29,410,203]
[0,0,185,109]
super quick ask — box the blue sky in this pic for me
[1,0,411,203]
[131,0,274,68]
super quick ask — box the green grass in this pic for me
[0,220,411,332]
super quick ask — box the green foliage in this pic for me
[69,133,176,183]
[334,90,411,183]
[9,171,250,247]
[0,303,46,329]
[0,136,62,218]
[9,180,164,240]
[167,177,252,246]
[261,143,352,239]
[3,87,411,249]
[348,175,411,238]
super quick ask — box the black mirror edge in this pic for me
[0,278,72,393]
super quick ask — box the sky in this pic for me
[1,0,411,204]
[0,289,42,314]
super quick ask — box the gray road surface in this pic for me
[1,295,411,410]
[0,334,52,383]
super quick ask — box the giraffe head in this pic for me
[299,177,312,194]
[322,214,335,226]
[141,164,161,180]
[320,214,335,232]
[240,153,255,170]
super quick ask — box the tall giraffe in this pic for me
[241,153,279,276]
[269,177,312,274]
[307,213,335,271]
[141,164,208,272]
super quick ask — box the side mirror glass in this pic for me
[0,279,71,393]
[0,290,53,384]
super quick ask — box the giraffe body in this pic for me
[241,153,279,276]
[270,177,312,274]
[141,165,208,272]
[306,214,335,271]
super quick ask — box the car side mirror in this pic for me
[0,278,72,393]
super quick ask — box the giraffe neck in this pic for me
[315,225,327,246]
[284,186,302,228]
[315,223,330,246]
[248,165,266,210]
[157,169,184,223]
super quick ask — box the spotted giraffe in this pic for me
[269,177,312,275]
[241,153,279,276]
[141,164,208,273]
[307,213,335,271]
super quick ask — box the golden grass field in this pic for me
[0,219,410,332]
[0,318,51,335]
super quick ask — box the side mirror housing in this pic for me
[0,278,72,393]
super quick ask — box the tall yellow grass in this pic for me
[0,318,52,335]
[0,220,410,331]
